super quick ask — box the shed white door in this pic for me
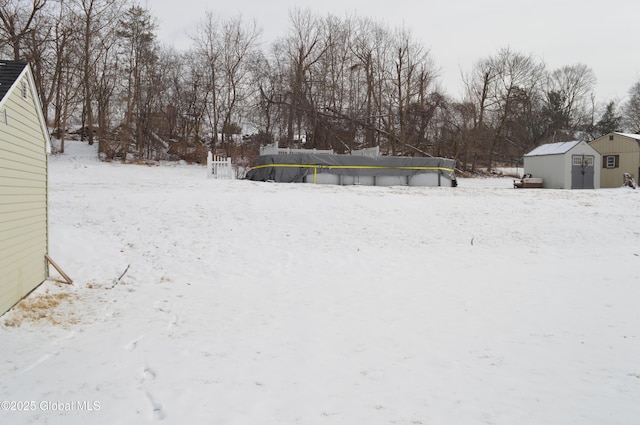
[571,155,595,189]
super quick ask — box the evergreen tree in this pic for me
[595,101,623,136]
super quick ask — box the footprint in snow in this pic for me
[145,391,166,421]
[124,336,144,352]
[155,300,171,314]
[167,315,179,330]
[143,365,157,381]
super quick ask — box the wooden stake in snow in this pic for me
[109,264,131,289]
[45,255,73,285]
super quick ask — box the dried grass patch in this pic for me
[3,289,80,328]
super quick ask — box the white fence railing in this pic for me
[351,146,380,157]
[259,142,334,156]
[259,142,380,157]
[207,151,234,180]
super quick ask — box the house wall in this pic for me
[0,68,49,316]
[590,134,640,188]
[524,154,565,188]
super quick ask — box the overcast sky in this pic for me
[147,0,640,103]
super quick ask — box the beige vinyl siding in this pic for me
[0,70,49,315]
[590,134,640,188]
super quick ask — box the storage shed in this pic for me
[523,141,600,189]
[0,60,50,316]
[589,132,640,188]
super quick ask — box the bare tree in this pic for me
[389,26,437,155]
[544,63,597,138]
[7,3,631,168]
[248,49,278,140]
[282,8,328,146]
[463,48,546,171]
[0,0,47,60]
[622,79,640,133]
[259,12,440,156]
[351,17,379,148]
[117,4,159,159]
[192,11,223,151]
[191,12,261,155]
[50,0,83,152]
[217,15,261,155]
[440,99,476,167]
[71,0,124,146]
[20,2,54,119]
[304,13,353,151]
[461,54,500,170]
[154,47,184,140]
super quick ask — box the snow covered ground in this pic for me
[2,140,640,425]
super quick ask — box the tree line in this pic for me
[2,0,640,171]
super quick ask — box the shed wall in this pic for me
[524,142,600,189]
[563,142,601,189]
[524,154,565,188]
[0,70,49,315]
[590,134,640,188]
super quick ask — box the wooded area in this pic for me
[2,0,640,171]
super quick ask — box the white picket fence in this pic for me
[207,151,235,179]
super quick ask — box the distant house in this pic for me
[523,141,600,189]
[589,132,640,188]
[0,60,50,316]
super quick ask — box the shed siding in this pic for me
[524,154,565,188]
[590,134,640,188]
[563,142,601,189]
[524,141,600,189]
[0,69,49,316]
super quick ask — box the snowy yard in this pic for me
[1,140,640,425]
